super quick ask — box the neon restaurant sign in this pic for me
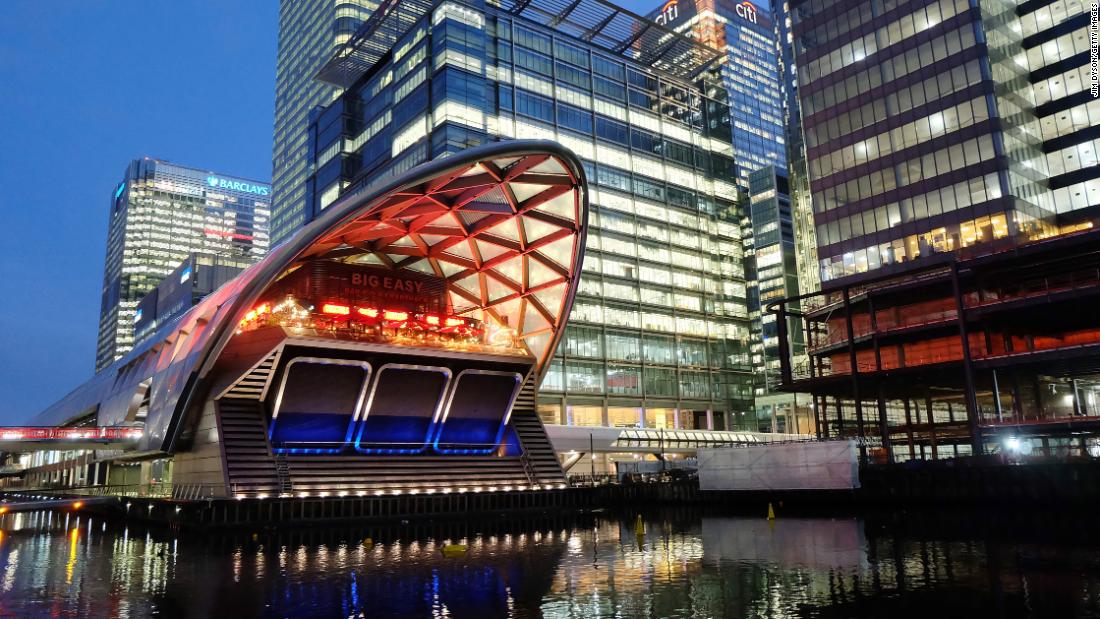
[206,176,270,196]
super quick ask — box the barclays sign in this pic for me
[206,176,270,196]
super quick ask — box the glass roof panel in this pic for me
[485,273,514,303]
[508,182,546,203]
[522,301,550,334]
[522,330,552,363]
[521,215,561,243]
[452,273,481,301]
[534,190,576,221]
[483,218,520,242]
[526,255,560,288]
[525,158,566,175]
[531,282,567,317]
[493,254,523,286]
[535,234,575,268]
[402,259,436,276]
[436,259,466,277]
[475,238,510,263]
[442,238,475,261]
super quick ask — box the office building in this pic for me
[303,0,760,451]
[271,0,376,245]
[772,1,820,296]
[132,253,254,348]
[767,0,1100,460]
[793,0,1061,286]
[745,166,814,432]
[649,0,788,186]
[1023,0,1099,218]
[648,0,819,433]
[96,159,270,370]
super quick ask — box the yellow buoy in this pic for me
[441,544,468,556]
[634,514,645,536]
[363,537,373,548]
[766,502,776,520]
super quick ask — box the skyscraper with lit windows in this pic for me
[96,159,270,371]
[299,0,759,443]
[649,0,788,187]
[790,0,1065,286]
[271,0,377,246]
[767,0,1100,460]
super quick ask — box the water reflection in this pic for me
[0,508,1098,617]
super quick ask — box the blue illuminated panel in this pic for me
[270,358,371,453]
[354,364,451,454]
[433,370,523,455]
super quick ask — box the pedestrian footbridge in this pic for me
[545,425,810,469]
[0,427,143,452]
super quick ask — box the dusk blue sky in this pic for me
[0,0,702,425]
[0,2,277,424]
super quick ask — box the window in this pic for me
[555,61,589,90]
[564,325,603,358]
[554,39,589,67]
[644,367,677,397]
[606,331,641,361]
[596,116,629,146]
[557,104,593,134]
[515,91,553,122]
[607,366,641,396]
[644,335,675,365]
[592,55,624,80]
[566,360,603,394]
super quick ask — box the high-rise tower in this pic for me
[96,159,270,370]
[271,0,376,246]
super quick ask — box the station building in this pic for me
[21,143,587,497]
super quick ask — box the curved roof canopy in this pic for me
[34,141,588,453]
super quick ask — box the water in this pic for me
[0,508,1099,618]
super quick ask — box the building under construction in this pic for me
[770,228,1100,462]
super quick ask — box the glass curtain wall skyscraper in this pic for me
[649,0,810,429]
[792,0,1091,285]
[1022,0,1099,217]
[303,0,756,430]
[773,0,820,297]
[271,0,376,245]
[650,0,788,185]
[96,159,270,370]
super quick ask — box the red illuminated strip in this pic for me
[0,427,144,441]
[203,228,255,241]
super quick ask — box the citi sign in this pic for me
[655,0,678,25]
[735,1,759,24]
[206,176,270,196]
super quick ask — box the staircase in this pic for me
[275,453,293,495]
[217,348,282,400]
[216,399,280,496]
[214,373,564,497]
[508,376,566,487]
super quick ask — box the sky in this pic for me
[0,2,277,424]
